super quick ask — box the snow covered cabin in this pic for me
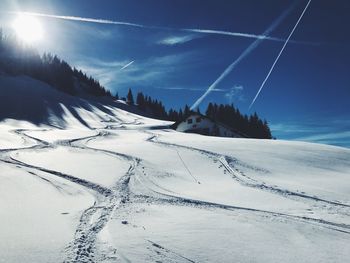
[173,113,244,138]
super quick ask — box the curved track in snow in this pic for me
[147,131,350,208]
[1,116,349,262]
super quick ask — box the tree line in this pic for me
[205,103,272,139]
[0,30,111,97]
[122,89,272,139]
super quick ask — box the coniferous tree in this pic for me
[136,92,145,110]
[168,109,175,121]
[184,105,190,118]
[178,109,183,121]
[203,102,272,138]
[206,103,214,119]
[127,88,134,105]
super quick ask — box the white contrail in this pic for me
[249,0,312,109]
[183,28,316,45]
[120,60,134,70]
[5,11,147,28]
[182,29,284,42]
[4,11,297,43]
[190,2,297,110]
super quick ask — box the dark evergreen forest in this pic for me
[126,89,272,139]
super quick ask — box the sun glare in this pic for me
[12,15,44,44]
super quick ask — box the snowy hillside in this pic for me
[0,76,350,263]
[0,74,162,128]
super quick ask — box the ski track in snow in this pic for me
[0,118,350,262]
[147,131,350,208]
[143,131,350,231]
[146,239,197,263]
[0,127,140,262]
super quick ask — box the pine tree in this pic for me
[263,120,272,139]
[206,103,214,119]
[202,102,272,138]
[127,88,134,105]
[178,109,183,120]
[136,92,145,110]
[184,105,190,118]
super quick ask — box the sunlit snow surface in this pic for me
[0,104,350,262]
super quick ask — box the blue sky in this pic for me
[0,0,349,147]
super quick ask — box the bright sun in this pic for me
[13,15,44,44]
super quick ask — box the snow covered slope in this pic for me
[0,76,349,262]
[0,74,168,129]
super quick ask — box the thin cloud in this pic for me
[225,85,244,103]
[271,115,350,135]
[270,123,317,134]
[295,131,350,142]
[294,130,350,148]
[158,35,201,45]
[90,59,127,68]
[120,60,134,70]
[74,52,194,89]
[270,115,350,148]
